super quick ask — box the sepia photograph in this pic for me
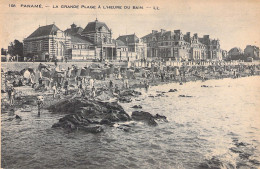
[1,0,260,168]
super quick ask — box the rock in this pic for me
[179,95,193,97]
[100,119,114,125]
[201,85,212,88]
[229,147,243,154]
[15,115,22,120]
[239,152,252,159]
[117,125,131,132]
[78,126,104,134]
[16,97,22,100]
[50,98,131,133]
[131,111,158,126]
[249,159,260,165]
[131,111,168,126]
[154,114,168,122]
[198,156,225,169]
[119,96,132,103]
[234,142,248,147]
[131,105,142,109]
[119,90,142,97]
[168,89,178,92]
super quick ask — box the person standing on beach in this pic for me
[37,95,44,116]
[92,86,96,98]
[64,79,69,95]
[52,83,57,98]
[109,80,113,88]
[125,78,129,89]
[89,78,94,89]
[7,86,14,106]
[115,84,120,94]
[144,80,149,91]
[67,67,71,78]
[54,59,58,67]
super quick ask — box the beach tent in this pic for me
[120,67,127,73]
[23,70,31,79]
[174,67,180,76]
[90,63,101,68]
[126,69,135,79]
[38,63,53,71]
[89,68,103,79]
[7,70,21,76]
[80,68,89,76]
[52,71,65,83]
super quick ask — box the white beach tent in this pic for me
[23,70,31,79]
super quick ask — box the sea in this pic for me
[1,76,260,169]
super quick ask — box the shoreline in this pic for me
[2,74,259,115]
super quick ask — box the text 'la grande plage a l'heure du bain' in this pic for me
[14,4,146,9]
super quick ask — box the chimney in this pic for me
[71,23,77,30]
[152,30,158,34]
[203,35,209,39]
[161,29,166,34]
[174,30,181,34]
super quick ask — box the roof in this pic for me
[229,47,243,53]
[27,24,60,38]
[112,39,127,47]
[116,34,139,44]
[141,33,153,39]
[70,34,93,44]
[141,31,172,40]
[82,19,110,33]
[65,27,83,36]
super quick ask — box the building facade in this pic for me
[23,24,71,61]
[116,34,147,61]
[65,24,95,60]
[227,47,244,60]
[244,45,259,59]
[141,29,224,61]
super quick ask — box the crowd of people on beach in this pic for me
[1,60,260,108]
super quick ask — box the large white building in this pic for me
[24,19,147,61]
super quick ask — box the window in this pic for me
[37,41,42,51]
[28,42,32,52]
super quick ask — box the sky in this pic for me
[0,0,260,51]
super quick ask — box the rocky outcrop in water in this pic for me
[131,111,168,126]
[49,89,168,133]
[50,99,131,133]
[168,89,178,92]
[117,90,142,103]
[178,95,193,97]
[119,90,142,97]
[131,105,142,109]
